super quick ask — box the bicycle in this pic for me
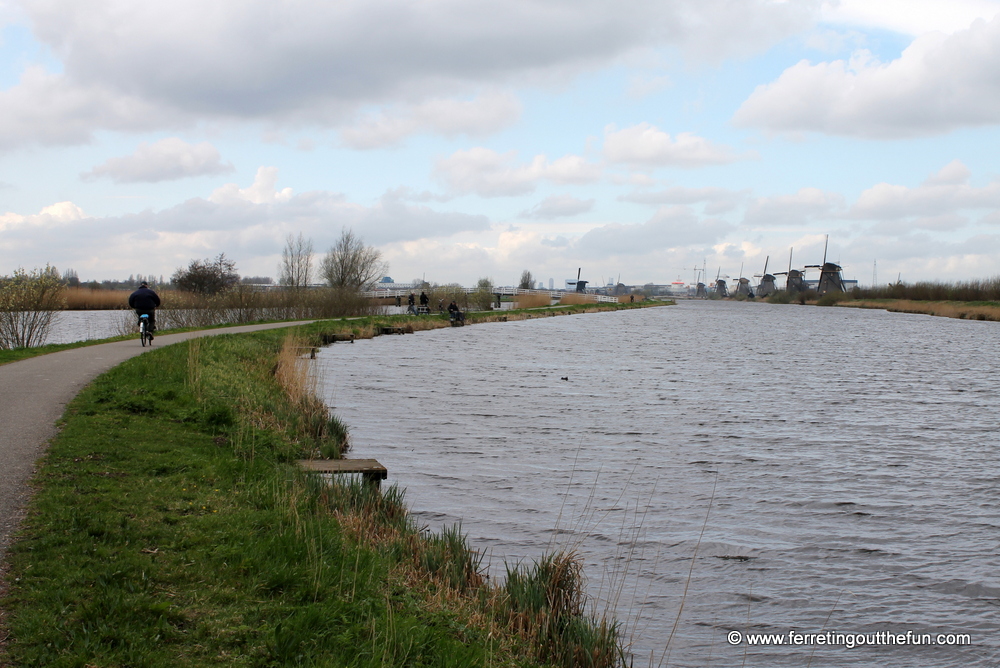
[138,314,153,347]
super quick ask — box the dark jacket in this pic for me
[128,287,161,311]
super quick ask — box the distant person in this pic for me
[407,292,416,315]
[630,294,634,303]
[447,300,464,322]
[495,293,501,309]
[419,291,429,311]
[128,281,161,339]
[438,298,444,312]
[395,294,401,308]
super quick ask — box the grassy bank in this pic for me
[826,297,1000,321]
[0,300,670,367]
[0,319,303,367]
[2,305,666,666]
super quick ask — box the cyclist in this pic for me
[128,281,161,340]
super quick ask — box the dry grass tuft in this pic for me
[515,293,552,309]
[843,299,1000,322]
[559,293,599,305]
[63,287,130,310]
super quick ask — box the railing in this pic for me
[363,287,620,303]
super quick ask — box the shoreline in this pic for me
[831,297,1000,321]
[0,302,669,666]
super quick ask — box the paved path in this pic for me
[0,321,316,563]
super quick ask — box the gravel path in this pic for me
[0,321,316,563]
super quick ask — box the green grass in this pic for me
[0,299,672,366]
[0,317,313,366]
[2,316,632,667]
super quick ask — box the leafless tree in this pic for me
[278,233,313,289]
[319,229,387,291]
[518,270,534,290]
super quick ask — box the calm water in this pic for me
[313,301,1000,667]
[43,310,129,344]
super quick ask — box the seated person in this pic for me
[447,300,464,322]
[128,281,161,336]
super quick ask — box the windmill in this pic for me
[733,262,753,297]
[754,256,777,297]
[804,236,844,295]
[714,267,728,297]
[773,247,807,293]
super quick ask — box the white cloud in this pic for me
[339,91,522,149]
[577,206,734,256]
[734,14,1000,137]
[603,123,749,167]
[0,66,179,150]
[3,0,815,149]
[434,148,601,197]
[0,201,86,233]
[820,0,1000,36]
[209,167,294,205]
[81,138,234,183]
[743,187,845,226]
[619,186,749,214]
[519,195,595,219]
[851,160,1000,219]
[1,171,491,277]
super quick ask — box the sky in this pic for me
[3,0,1000,288]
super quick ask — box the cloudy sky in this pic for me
[3,0,1000,287]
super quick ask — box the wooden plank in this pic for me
[297,458,388,487]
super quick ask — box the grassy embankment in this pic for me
[831,298,1000,321]
[760,277,1000,322]
[765,290,1000,321]
[0,297,665,367]
[2,304,667,666]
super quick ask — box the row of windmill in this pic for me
[695,238,846,299]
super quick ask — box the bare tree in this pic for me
[518,270,534,290]
[278,233,313,289]
[319,229,387,291]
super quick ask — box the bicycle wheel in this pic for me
[140,321,147,347]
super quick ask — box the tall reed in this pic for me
[854,276,1000,302]
[63,287,131,310]
[515,293,553,309]
[275,334,350,458]
[559,293,599,305]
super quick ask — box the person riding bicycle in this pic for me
[128,281,161,340]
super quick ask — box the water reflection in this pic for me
[314,301,1000,667]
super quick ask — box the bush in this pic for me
[816,291,852,306]
[0,267,65,349]
[766,290,792,304]
[793,289,818,305]
[172,253,239,295]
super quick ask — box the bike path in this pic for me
[0,321,316,563]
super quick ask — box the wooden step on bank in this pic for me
[297,458,388,488]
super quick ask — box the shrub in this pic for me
[0,267,65,349]
[816,291,852,306]
[766,290,792,304]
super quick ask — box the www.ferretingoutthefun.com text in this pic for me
[727,630,971,649]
